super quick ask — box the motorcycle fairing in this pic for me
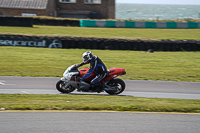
[79,67,126,82]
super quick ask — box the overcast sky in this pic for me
[116,0,200,5]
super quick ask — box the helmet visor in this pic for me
[82,55,89,62]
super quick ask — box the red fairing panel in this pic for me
[102,68,126,81]
[79,68,96,82]
[79,67,125,82]
[79,67,89,77]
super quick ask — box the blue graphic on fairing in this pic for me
[82,68,93,80]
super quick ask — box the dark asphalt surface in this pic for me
[0,76,200,99]
[0,112,199,133]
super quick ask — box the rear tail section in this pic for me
[104,68,126,81]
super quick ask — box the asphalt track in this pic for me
[0,111,200,133]
[0,76,200,99]
[1,77,200,133]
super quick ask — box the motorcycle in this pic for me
[56,64,126,95]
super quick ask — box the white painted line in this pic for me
[5,84,16,86]
[0,82,5,85]
[0,89,199,99]
[21,91,30,94]
[0,81,15,86]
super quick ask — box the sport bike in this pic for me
[56,64,126,95]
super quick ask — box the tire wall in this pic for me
[0,17,33,27]
[33,18,80,26]
[0,17,80,27]
[0,35,200,51]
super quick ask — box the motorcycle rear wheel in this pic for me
[56,80,75,93]
[105,78,125,95]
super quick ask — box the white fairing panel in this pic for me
[63,72,79,80]
[62,65,79,80]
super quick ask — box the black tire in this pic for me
[105,78,126,95]
[56,80,75,93]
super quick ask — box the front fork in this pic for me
[60,77,70,88]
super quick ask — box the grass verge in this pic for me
[0,47,200,82]
[0,94,200,113]
[1,25,200,40]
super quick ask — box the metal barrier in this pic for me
[80,20,200,29]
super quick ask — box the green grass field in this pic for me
[0,47,199,82]
[0,94,200,113]
[1,25,200,40]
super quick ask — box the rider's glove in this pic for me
[75,64,80,68]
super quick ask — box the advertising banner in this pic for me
[0,37,62,48]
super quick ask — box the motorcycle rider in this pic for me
[76,51,107,91]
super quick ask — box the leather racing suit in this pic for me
[78,55,107,84]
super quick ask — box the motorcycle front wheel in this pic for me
[56,80,75,93]
[105,78,125,95]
